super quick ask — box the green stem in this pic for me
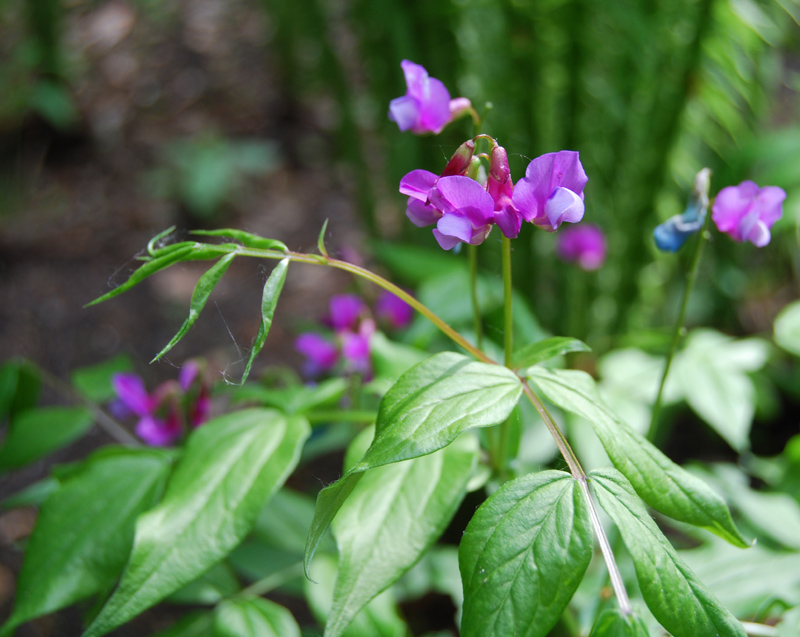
[468,244,483,350]
[305,410,377,424]
[502,236,514,366]
[235,562,304,599]
[648,212,711,441]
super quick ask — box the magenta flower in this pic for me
[712,181,786,247]
[512,151,588,232]
[375,290,414,330]
[557,225,607,270]
[388,60,470,135]
[486,146,523,239]
[295,333,339,376]
[341,319,375,379]
[111,373,182,447]
[328,294,365,332]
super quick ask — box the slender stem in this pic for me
[305,410,377,424]
[648,212,711,441]
[468,244,483,350]
[502,236,514,366]
[235,562,304,599]
[33,364,141,446]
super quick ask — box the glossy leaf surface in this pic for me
[213,598,300,637]
[513,336,591,369]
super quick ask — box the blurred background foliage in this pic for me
[0,0,798,351]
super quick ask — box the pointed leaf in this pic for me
[0,407,93,472]
[70,354,133,403]
[214,598,300,637]
[239,258,289,384]
[87,246,196,306]
[592,469,746,637]
[327,431,478,637]
[191,228,288,252]
[458,470,592,637]
[153,253,236,361]
[528,367,749,547]
[83,409,309,637]
[305,352,522,573]
[513,336,591,369]
[1,448,172,635]
[589,609,650,637]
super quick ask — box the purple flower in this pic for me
[486,146,523,239]
[388,60,470,135]
[375,290,414,330]
[328,294,365,332]
[295,333,339,376]
[712,181,786,247]
[557,225,607,270]
[341,319,375,379]
[512,151,588,232]
[111,373,182,447]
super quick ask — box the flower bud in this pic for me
[441,140,475,177]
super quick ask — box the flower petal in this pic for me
[111,373,152,417]
[329,294,364,332]
[550,150,588,196]
[753,186,786,227]
[544,187,585,229]
[388,95,420,132]
[436,213,474,244]
[406,198,442,227]
[295,333,339,370]
[416,77,452,133]
[511,177,545,223]
[136,413,182,447]
[432,176,494,227]
[399,169,438,200]
[432,228,462,250]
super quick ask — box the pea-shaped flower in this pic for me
[712,181,786,247]
[388,60,471,135]
[512,151,588,232]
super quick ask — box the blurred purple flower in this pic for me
[295,333,339,376]
[512,151,587,232]
[388,60,470,135]
[341,319,375,379]
[557,225,606,270]
[178,360,199,391]
[111,373,182,447]
[712,181,786,247]
[328,294,365,332]
[654,168,710,252]
[375,290,414,330]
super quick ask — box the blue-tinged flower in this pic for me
[388,60,471,135]
[512,151,588,232]
[654,168,710,252]
[712,180,786,247]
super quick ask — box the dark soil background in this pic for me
[0,1,380,634]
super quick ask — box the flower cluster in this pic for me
[654,169,786,251]
[295,291,413,379]
[110,360,211,446]
[400,141,588,250]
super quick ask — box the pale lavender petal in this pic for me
[401,60,428,97]
[544,187,585,229]
[739,211,771,247]
[754,186,786,227]
[295,333,339,370]
[329,294,364,331]
[432,176,494,226]
[112,373,152,417]
[406,198,442,227]
[550,151,588,196]
[399,169,438,200]
[432,228,461,250]
[437,214,473,244]
[388,95,420,132]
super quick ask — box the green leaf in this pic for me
[70,354,133,402]
[1,477,59,510]
[87,246,196,306]
[153,253,237,362]
[304,554,407,637]
[589,608,650,636]
[151,612,214,637]
[232,378,348,415]
[3,361,42,419]
[327,430,479,637]
[214,598,300,637]
[675,330,768,451]
[528,367,749,547]
[0,407,94,472]
[0,362,19,420]
[168,562,240,605]
[305,352,522,574]
[591,469,746,637]
[83,409,309,637]
[1,448,172,635]
[239,258,289,384]
[318,218,330,257]
[776,300,800,356]
[513,336,591,369]
[777,606,800,637]
[458,470,592,637]
[191,228,288,252]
